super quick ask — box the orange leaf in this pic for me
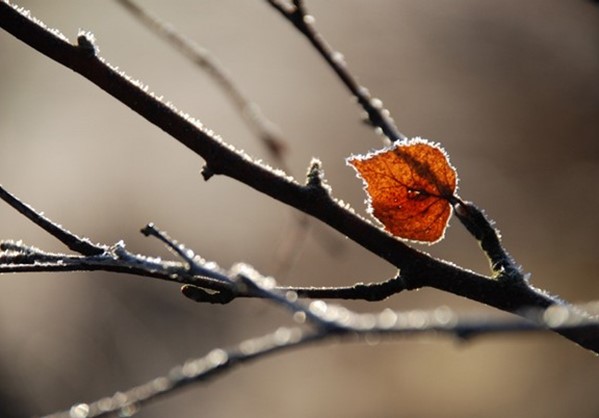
[347,138,458,243]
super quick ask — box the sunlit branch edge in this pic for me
[0,1,598,353]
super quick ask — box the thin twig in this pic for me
[454,200,524,282]
[0,214,399,302]
[140,223,231,282]
[0,238,231,292]
[266,1,525,283]
[43,327,319,418]
[265,0,406,142]
[141,223,346,329]
[42,305,598,418]
[115,0,288,168]
[0,189,398,306]
[115,0,322,278]
[277,274,408,301]
[0,236,403,302]
[0,184,105,256]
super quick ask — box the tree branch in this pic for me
[0,185,105,256]
[0,1,598,353]
[0,189,397,302]
[42,303,598,418]
[265,0,406,142]
[115,0,288,167]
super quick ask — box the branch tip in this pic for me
[305,158,323,185]
[304,158,332,198]
[141,223,194,264]
[140,222,156,237]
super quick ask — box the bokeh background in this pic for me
[1,1,598,417]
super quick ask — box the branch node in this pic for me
[76,30,98,57]
[304,158,331,196]
[305,158,323,186]
[229,262,276,293]
[354,273,408,301]
[181,284,234,304]
[201,164,215,181]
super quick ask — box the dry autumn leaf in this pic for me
[347,138,458,243]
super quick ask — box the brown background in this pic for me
[1,1,598,417]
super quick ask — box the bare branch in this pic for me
[263,0,526,282]
[43,327,318,418]
[1,3,598,353]
[140,223,347,329]
[0,191,397,305]
[0,192,398,302]
[115,0,321,278]
[265,0,406,142]
[115,0,288,167]
[0,184,105,256]
[277,273,408,301]
[454,200,524,282]
[42,304,599,418]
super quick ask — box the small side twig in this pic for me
[142,223,346,329]
[141,223,230,281]
[0,185,105,256]
[0,189,398,302]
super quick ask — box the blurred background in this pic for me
[1,1,598,417]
